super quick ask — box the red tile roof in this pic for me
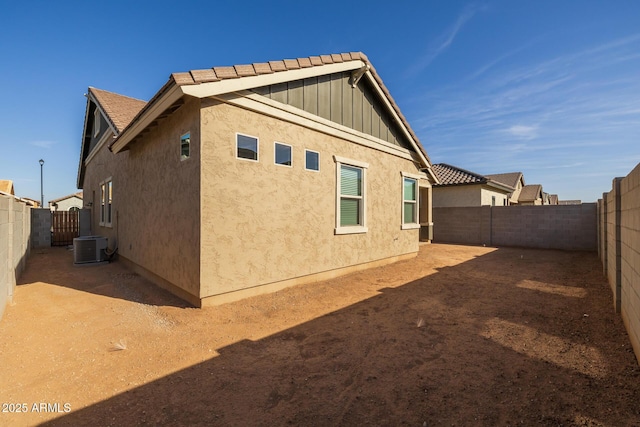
[432,164,488,185]
[97,52,432,168]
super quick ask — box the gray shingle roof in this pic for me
[485,172,523,189]
[519,184,543,202]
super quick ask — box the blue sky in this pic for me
[1,1,638,203]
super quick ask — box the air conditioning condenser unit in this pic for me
[73,236,108,265]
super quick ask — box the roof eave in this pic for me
[110,82,183,154]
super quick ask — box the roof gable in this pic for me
[104,52,437,180]
[77,88,147,188]
[485,172,524,189]
[90,87,146,133]
[519,184,543,201]
[0,180,14,195]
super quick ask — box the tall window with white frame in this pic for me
[100,178,113,227]
[180,133,190,160]
[401,174,420,229]
[340,165,363,226]
[334,156,368,234]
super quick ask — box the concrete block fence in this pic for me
[433,204,597,251]
[0,195,31,321]
[598,162,640,364]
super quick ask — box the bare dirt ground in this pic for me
[0,244,639,426]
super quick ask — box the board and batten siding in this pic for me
[252,72,411,151]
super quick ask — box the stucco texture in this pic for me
[82,98,201,299]
[199,100,421,298]
[434,184,509,207]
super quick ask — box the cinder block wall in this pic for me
[600,163,640,365]
[432,206,488,245]
[0,195,31,321]
[30,209,51,248]
[619,165,640,364]
[433,204,597,250]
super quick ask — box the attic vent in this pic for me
[73,236,108,265]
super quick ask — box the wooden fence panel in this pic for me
[51,210,79,246]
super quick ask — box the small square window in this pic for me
[180,133,190,160]
[305,150,319,171]
[237,133,258,161]
[274,142,292,166]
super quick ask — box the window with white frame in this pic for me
[401,173,420,230]
[334,156,368,234]
[305,149,319,171]
[180,132,190,160]
[237,133,258,161]
[274,142,292,166]
[100,178,112,227]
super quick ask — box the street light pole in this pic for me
[39,159,44,208]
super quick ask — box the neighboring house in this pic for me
[77,52,439,307]
[432,163,514,207]
[49,192,83,211]
[485,172,525,205]
[549,194,559,205]
[20,198,40,208]
[0,180,14,195]
[559,200,581,205]
[518,184,544,205]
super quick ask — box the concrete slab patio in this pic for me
[1,244,639,426]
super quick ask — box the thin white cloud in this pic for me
[408,4,482,74]
[507,125,538,140]
[29,140,56,149]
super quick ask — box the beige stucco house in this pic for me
[432,164,514,207]
[77,52,438,306]
[518,184,544,205]
[49,192,83,211]
[485,172,525,205]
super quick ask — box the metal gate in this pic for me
[51,210,79,246]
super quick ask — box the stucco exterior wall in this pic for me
[480,187,509,206]
[82,98,202,301]
[199,99,422,299]
[51,196,83,211]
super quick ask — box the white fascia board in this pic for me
[111,84,183,153]
[181,61,366,99]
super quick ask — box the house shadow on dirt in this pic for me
[19,247,190,308]
[41,245,640,426]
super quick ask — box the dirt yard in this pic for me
[0,244,638,426]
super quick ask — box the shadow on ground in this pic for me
[19,247,189,308]
[36,245,640,426]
